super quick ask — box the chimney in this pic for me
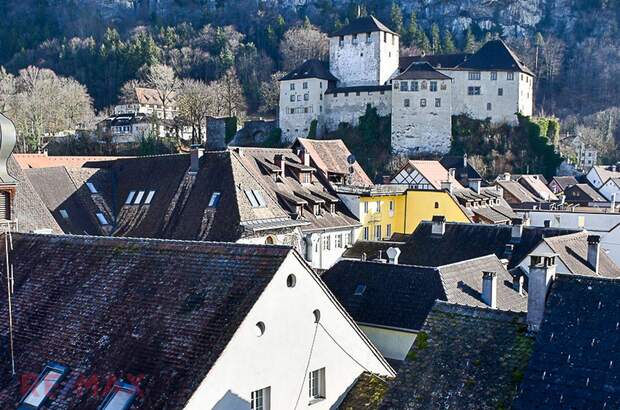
[482,271,497,309]
[587,235,600,274]
[527,253,557,331]
[559,194,566,206]
[468,178,482,194]
[463,153,468,168]
[206,117,227,151]
[511,218,523,241]
[190,145,204,174]
[441,180,453,194]
[297,148,311,166]
[513,275,524,296]
[611,193,616,211]
[503,243,514,259]
[502,172,511,181]
[274,154,286,177]
[386,247,401,264]
[543,220,551,228]
[431,215,446,236]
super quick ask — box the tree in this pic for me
[214,68,247,119]
[404,12,419,47]
[145,64,179,121]
[259,71,286,115]
[280,25,329,71]
[0,67,15,113]
[442,29,457,53]
[176,79,211,145]
[464,28,477,53]
[119,80,145,104]
[430,24,442,54]
[390,2,404,35]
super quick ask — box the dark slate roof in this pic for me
[324,85,391,95]
[439,155,483,185]
[400,54,469,70]
[564,183,606,202]
[0,233,291,409]
[340,240,405,261]
[8,156,62,234]
[398,221,579,269]
[549,176,578,191]
[321,260,443,331]
[23,166,102,235]
[459,40,534,76]
[323,255,527,332]
[543,231,620,277]
[330,15,397,37]
[394,62,451,80]
[514,274,620,409]
[280,59,337,82]
[339,372,390,410]
[340,302,534,410]
[400,40,533,76]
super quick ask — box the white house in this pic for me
[585,165,620,189]
[0,234,395,409]
[599,177,620,201]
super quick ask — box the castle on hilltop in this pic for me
[278,15,534,155]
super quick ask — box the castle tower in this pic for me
[329,16,399,87]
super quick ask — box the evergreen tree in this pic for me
[390,2,404,35]
[416,30,431,53]
[430,23,442,53]
[464,28,476,53]
[442,29,456,53]
[404,11,418,46]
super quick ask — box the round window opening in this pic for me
[256,321,266,337]
[287,274,297,288]
[313,309,321,323]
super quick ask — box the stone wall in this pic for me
[391,78,452,155]
[323,89,392,131]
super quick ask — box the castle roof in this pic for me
[330,15,398,37]
[280,59,337,82]
[394,62,451,80]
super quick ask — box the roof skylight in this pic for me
[96,213,109,225]
[208,192,221,208]
[86,182,97,194]
[354,284,367,296]
[19,362,68,409]
[125,191,136,205]
[59,209,69,219]
[133,191,145,205]
[99,381,138,410]
[144,190,156,205]
[245,190,267,208]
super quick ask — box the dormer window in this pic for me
[99,381,138,410]
[329,203,336,214]
[20,362,68,408]
[301,172,311,184]
[313,204,321,216]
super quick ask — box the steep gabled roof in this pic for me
[330,15,397,37]
[341,240,405,261]
[549,176,578,191]
[459,39,534,75]
[514,274,620,409]
[0,233,292,408]
[496,179,541,203]
[394,62,451,80]
[280,59,337,82]
[518,175,558,201]
[564,183,606,202]
[340,302,533,410]
[134,86,167,106]
[398,160,464,190]
[400,54,469,70]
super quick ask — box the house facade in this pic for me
[279,16,534,155]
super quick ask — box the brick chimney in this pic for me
[527,253,557,331]
[274,154,286,177]
[386,247,401,264]
[587,235,600,274]
[190,145,204,174]
[431,215,446,236]
[482,271,497,309]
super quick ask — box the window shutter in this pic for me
[0,191,10,220]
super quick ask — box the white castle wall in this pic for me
[391,78,453,155]
[323,89,392,131]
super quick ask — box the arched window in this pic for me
[256,322,266,337]
[286,274,296,288]
[434,202,440,209]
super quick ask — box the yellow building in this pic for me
[336,185,471,241]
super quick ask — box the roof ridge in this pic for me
[432,300,527,321]
[436,253,500,269]
[555,272,620,283]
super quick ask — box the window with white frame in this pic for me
[290,95,295,102]
[491,71,497,80]
[290,83,295,91]
[251,387,271,410]
[374,224,381,240]
[430,81,437,92]
[507,72,514,80]
[303,82,308,89]
[420,98,427,107]
[386,224,392,238]
[363,201,369,213]
[335,234,343,248]
[389,200,394,213]
[467,86,481,95]
[376,201,381,212]
[366,32,372,43]
[309,368,326,400]
[411,81,419,91]
[435,98,441,107]
[404,98,410,107]
[468,71,481,80]
[401,81,409,91]
[345,232,352,245]
[363,226,369,240]
[322,235,331,250]
[498,88,503,96]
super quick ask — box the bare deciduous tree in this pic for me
[259,71,285,115]
[213,68,247,120]
[177,79,210,144]
[145,64,179,120]
[280,25,328,71]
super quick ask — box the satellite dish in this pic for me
[347,154,356,165]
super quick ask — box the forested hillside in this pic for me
[0,0,618,155]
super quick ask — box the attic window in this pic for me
[96,213,109,225]
[59,209,69,219]
[99,381,138,410]
[208,192,221,207]
[144,190,156,205]
[354,284,366,296]
[245,190,267,208]
[86,182,97,193]
[125,191,136,205]
[133,191,145,204]
[20,362,68,408]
